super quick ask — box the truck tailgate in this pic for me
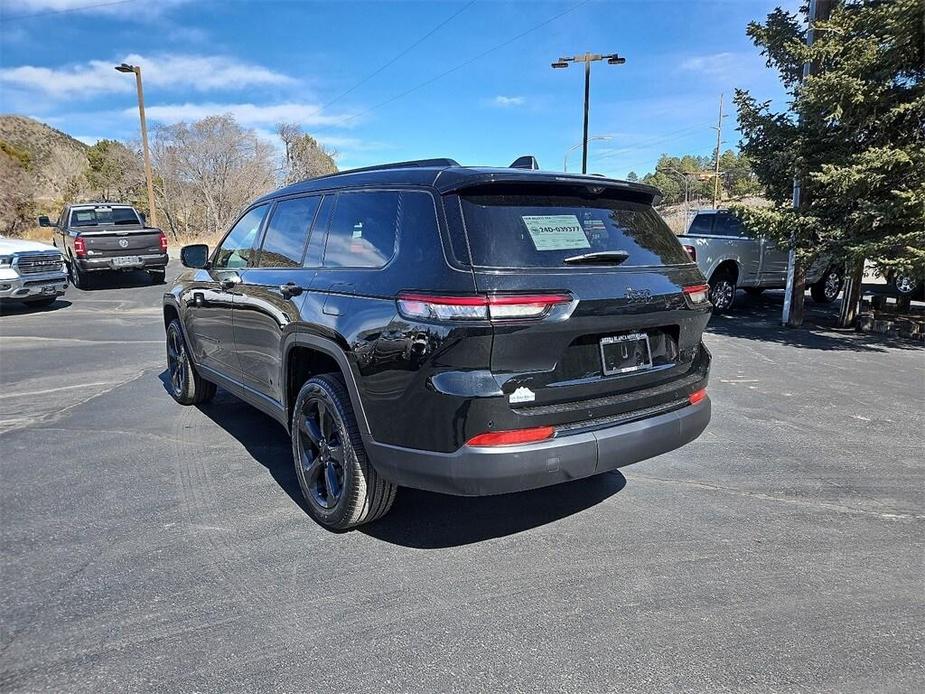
[78,230,164,257]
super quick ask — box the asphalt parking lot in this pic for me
[1,260,923,693]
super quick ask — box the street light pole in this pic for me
[552,52,625,175]
[115,63,157,228]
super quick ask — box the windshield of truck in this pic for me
[459,189,691,268]
[70,207,140,227]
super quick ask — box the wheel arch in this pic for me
[282,333,371,438]
[709,259,740,285]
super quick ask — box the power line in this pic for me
[339,0,592,125]
[1,0,136,21]
[321,0,478,111]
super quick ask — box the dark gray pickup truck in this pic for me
[39,203,168,288]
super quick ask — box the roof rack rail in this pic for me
[340,158,460,175]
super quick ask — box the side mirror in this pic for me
[139,212,147,227]
[181,244,209,269]
[37,215,52,227]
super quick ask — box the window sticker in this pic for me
[521,214,590,251]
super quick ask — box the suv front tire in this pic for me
[166,319,216,405]
[291,374,396,530]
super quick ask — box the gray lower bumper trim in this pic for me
[367,397,711,496]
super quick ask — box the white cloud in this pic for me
[139,102,355,129]
[4,0,188,19]
[0,53,294,98]
[492,95,526,107]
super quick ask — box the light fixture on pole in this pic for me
[115,63,157,228]
[551,52,626,175]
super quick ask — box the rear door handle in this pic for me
[279,282,304,299]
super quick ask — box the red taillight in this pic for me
[73,237,87,258]
[682,244,697,262]
[682,283,710,306]
[397,292,572,322]
[689,388,707,406]
[158,231,168,253]
[467,426,556,447]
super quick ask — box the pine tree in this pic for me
[733,0,924,326]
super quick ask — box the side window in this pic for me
[713,214,745,237]
[258,196,321,268]
[687,214,713,235]
[213,205,268,270]
[323,191,401,269]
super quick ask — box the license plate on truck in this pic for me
[600,333,653,375]
[112,256,141,267]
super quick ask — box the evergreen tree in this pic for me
[734,0,924,323]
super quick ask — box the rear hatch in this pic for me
[455,182,711,428]
[71,206,164,257]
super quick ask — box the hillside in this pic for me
[0,115,90,206]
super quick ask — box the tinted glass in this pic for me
[213,205,268,269]
[324,191,402,268]
[712,214,745,237]
[460,192,691,268]
[686,214,714,235]
[258,196,320,268]
[70,206,140,227]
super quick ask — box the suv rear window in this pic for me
[459,191,691,268]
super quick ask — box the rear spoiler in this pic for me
[433,170,661,201]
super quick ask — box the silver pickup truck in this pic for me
[678,209,842,312]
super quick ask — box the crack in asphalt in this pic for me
[631,474,925,522]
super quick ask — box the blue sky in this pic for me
[0,0,796,177]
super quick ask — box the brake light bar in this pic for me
[467,425,555,447]
[397,292,572,322]
[682,283,710,307]
[73,237,87,258]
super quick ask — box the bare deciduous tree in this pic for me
[276,122,338,184]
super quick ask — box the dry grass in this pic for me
[17,226,55,244]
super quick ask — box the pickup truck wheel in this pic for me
[69,261,88,290]
[292,374,396,530]
[166,319,215,405]
[708,271,737,312]
[811,268,842,304]
[148,269,166,284]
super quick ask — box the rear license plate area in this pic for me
[112,256,141,267]
[600,333,653,375]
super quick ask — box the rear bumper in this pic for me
[0,272,68,302]
[75,253,168,272]
[367,396,711,496]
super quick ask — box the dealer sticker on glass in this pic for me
[521,215,591,251]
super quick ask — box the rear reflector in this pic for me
[689,388,707,406]
[397,292,571,322]
[682,244,697,262]
[682,283,710,306]
[467,426,555,447]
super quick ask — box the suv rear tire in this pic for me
[166,319,216,405]
[291,374,396,530]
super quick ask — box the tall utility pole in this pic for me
[782,0,833,327]
[551,52,626,175]
[712,93,724,209]
[115,62,157,228]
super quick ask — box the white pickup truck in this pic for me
[679,209,842,312]
[0,236,68,307]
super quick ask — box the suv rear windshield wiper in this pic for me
[562,250,630,265]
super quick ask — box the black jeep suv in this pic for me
[163,158,713,529]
